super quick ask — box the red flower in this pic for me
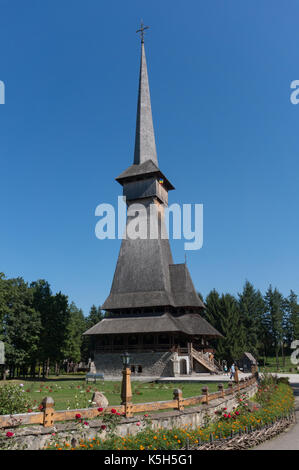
[136,422,141,426]
[116,412,121,416]
[111,409,116,414]
[83,421,89,426]
[101,425,106,430]
[75,413,81,419]
[27,409,33,413]
[97,407,103,412]
[6,432,14,438]
[223,407,227,410]
[144,414,148,417]
[223,414,227,418]
[38,404,43,410]
[228,414,232,418]
[235,411,240,416]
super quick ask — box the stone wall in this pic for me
[94,351,175,377]
[2,382,257,450]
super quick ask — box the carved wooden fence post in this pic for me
[42,397,55,427]
[202,386,209,404]
[218,383,224,398]
[234,366,239,384]
[228,382,233,395]
[173,388,184,411]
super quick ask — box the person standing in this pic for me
[230,363,235,380]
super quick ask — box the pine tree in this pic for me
[218,294,245,363]
[31,280,70,376]
[285,290,299,346]
[238,281,265,358]
[63,302,86,365]
[3,277,41,377]
[203,289,221,328]
[263,285,285,370]
[204,291,245,363]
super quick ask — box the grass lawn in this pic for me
[259,355,299,374]
[0,375,228,411]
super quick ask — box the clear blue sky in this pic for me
[0,0,298,315]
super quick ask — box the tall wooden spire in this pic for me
[133,39,158,166]
[102,31,205,313]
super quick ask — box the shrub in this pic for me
[0,384,33,415]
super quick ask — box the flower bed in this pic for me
[41,376,294,450]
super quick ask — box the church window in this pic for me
[158,334,169,344]
[114,335,124,345]
[143,334,154,345]
[128,335,138,345]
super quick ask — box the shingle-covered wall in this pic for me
[94,351,175,377]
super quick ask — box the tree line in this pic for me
[0,272,298,377]
[201,280,299,367]
[0,273,102,378]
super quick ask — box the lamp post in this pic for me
[121,352,132,416]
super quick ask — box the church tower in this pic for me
[84,25,222,377]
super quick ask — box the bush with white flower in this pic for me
[0,384,33,415]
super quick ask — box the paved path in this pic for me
[255,374,299,450]
[104,373,251,383]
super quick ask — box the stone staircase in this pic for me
[191,347,222,374]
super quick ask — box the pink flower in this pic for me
[6,432,14,438]
[136,422,141,426]
[144,414,148,417]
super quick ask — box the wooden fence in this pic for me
[0,375,257,429]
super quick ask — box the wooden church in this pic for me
[83,27,222,377]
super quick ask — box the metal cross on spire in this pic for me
[136,20,149,43]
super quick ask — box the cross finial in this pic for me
[136,20,149,43]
